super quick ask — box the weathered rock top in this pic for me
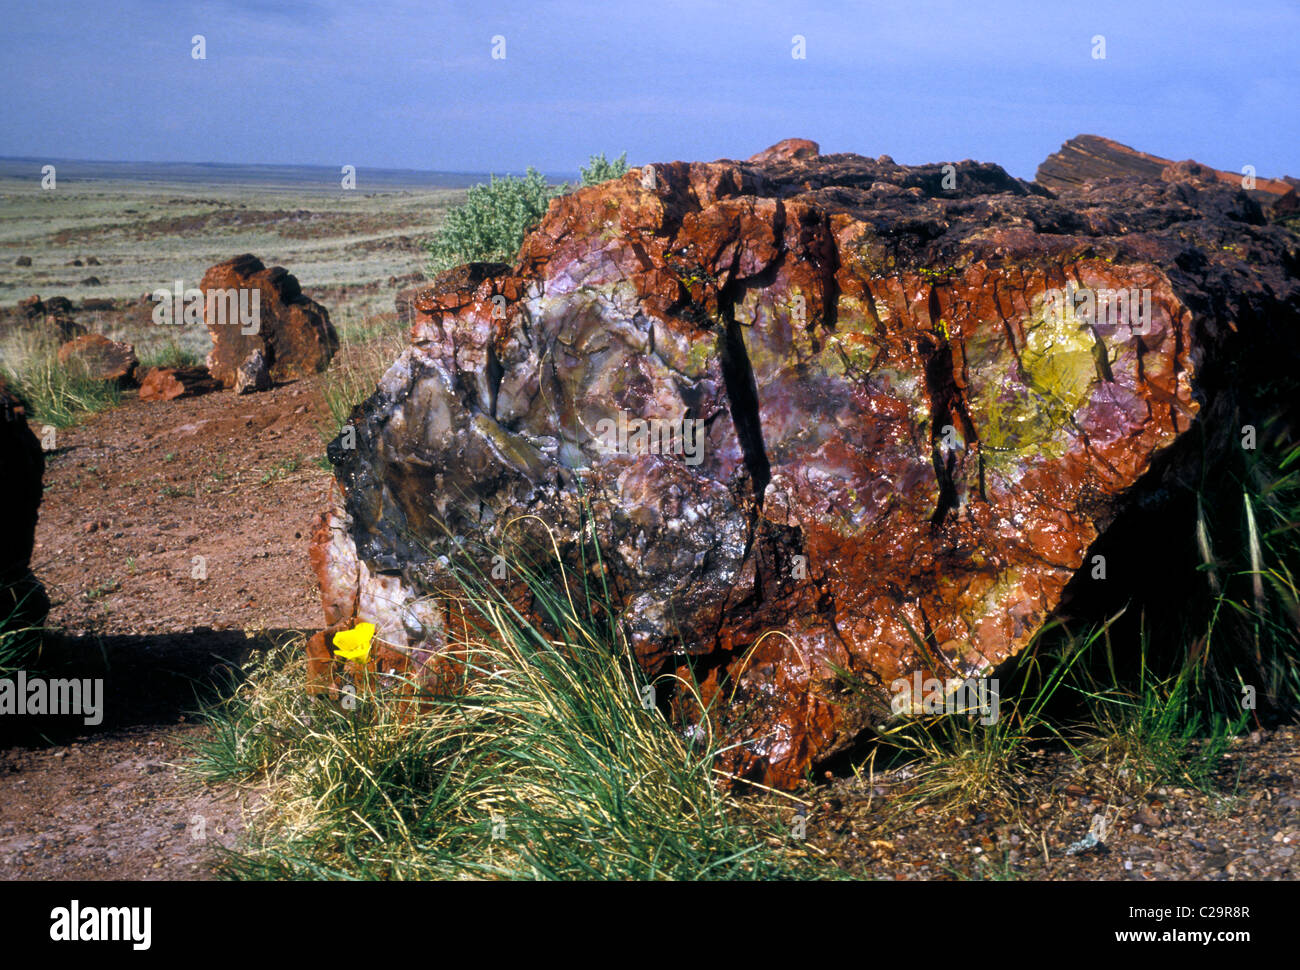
[1038,133,1298,211]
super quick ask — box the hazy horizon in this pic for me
[0,155,559,189]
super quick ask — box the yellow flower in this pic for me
[333,622,376,664]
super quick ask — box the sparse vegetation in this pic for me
[138,340,202,372]
[580,151,630,187]
[0,596,42,681]
[82,579,121,602]
[321,324,409,437]
[260,454,304,484]
[192,518,830,880]
[0,327,121,429]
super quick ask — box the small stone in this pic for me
[234,350,272,395]
[1134,805,1162,827]
[138,366,219,402]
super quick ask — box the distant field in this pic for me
[0,163,470,301]
[0,159,496,362]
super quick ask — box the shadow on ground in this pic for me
[0,628,305,746]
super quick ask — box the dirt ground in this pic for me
[0,378,334,879]
[31,376,332,636]
[802,724,1300,880]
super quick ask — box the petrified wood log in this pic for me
[311,138,1300,788]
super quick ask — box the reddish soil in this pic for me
[0,378,334,879]
[32,377,333,636]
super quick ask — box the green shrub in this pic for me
[424,153,630,275]
[425,168,561,274]
[580,152,629,187]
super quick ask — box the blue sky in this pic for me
[1,0,1296,179]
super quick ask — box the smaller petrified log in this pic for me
[202,254,338,388]
[57,334,138,384]
[137,366,221,402]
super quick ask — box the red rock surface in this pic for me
[56,333,138,383]
[201,254,338,388]
[137,366,220,403]
[748,137,820,164]
[311,139,1300,788]
[1038,134,1297,211]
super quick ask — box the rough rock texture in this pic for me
[234,349,272,395]
[312,139,1300,788]
[137,366,221,403]
[749,137,821,165]
[201,254,338,388]
[57,333,138,383]
[0,383,48,627]
[1039,134,1297,212]
[395,280,441,330]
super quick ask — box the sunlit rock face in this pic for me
[201,254,338,388]
[311,138,1300,789]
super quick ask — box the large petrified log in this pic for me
[311,138,1300,788]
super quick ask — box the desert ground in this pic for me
[0,166,461,877]
[1,164,1297,881]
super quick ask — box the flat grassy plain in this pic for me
[0,160,471,361]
